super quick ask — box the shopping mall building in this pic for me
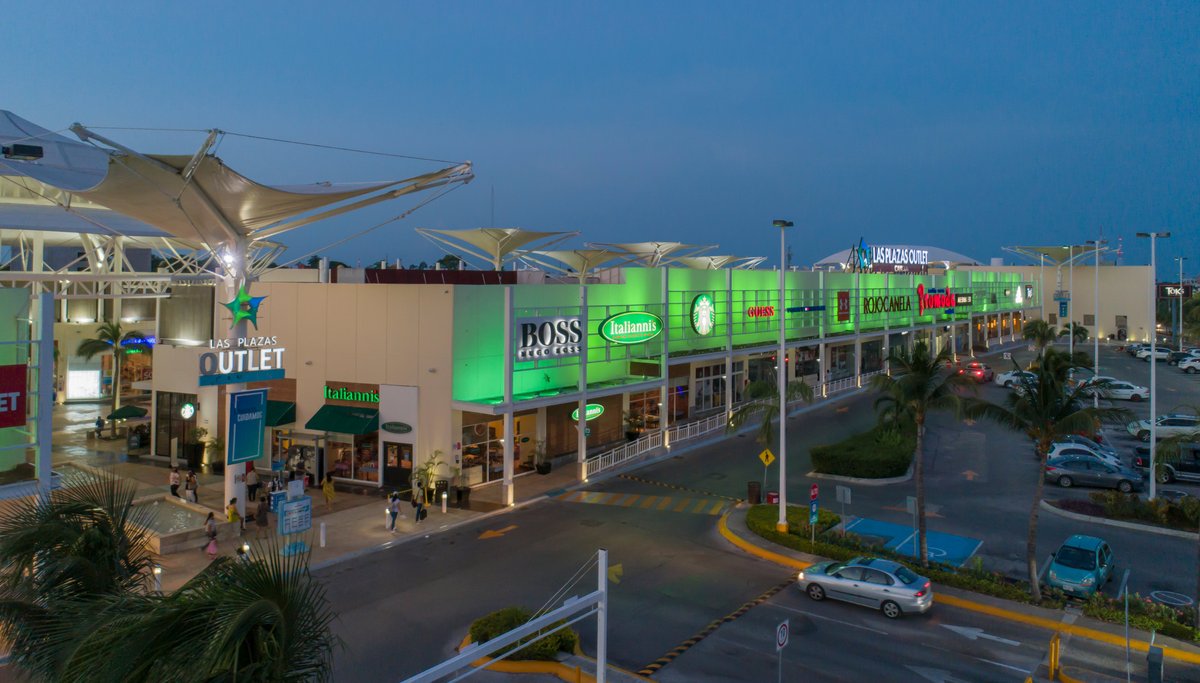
[147,256,1039,503]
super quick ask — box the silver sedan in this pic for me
[797,556,933,618]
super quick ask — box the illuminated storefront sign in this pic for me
[381,421,412,434]
[570,404,605,421]
[180,402,197,419]
[599,311,663,344]
[1024,285,1035,301]
[836,291,850,322]
[691,294,716,336]
[199,336,285,386]
[0,364,26,428]
[861,295,911,314]
[516,317,582,360]
[845,237,930,273]
[1159,284,1194,298]
[954,293,974,307]
[746,306,775,318]
[916,284,956,316]
[324,386,380,403]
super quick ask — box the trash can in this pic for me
[456,486,471,509]
[765,491,779,504]
[747,480,762,505]
[434,479,450,503]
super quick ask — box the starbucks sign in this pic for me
[691,294,716,336]
[599,311,663,345]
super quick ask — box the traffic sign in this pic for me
[1002,352,1012,360]
[835,485,851,504]
[809,500,819,525]
[776,618,789,651]
[759,448,775,467]
[810,483,818,501]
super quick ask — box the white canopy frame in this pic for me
[416,227,578,271]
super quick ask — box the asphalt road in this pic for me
[319,341,1198,681]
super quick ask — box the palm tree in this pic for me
[0,471,156,680]
[965,349,1131,600]
[76,322,152,436]
[728,378,814,448]
[870,341,971,567]
[1022,319,1059,354]
[1059,322,1089,346]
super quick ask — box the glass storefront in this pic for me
[627,389,661,433]
[694,360,744,415]
[328,433,380,483]
[154,391,197,459]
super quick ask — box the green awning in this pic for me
[107,405,148,420]
[304,405,379,435]
[265,400,296,427]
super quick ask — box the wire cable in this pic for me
[221,130,465,165]
[533,551,599,619]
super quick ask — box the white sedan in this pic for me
[994,370,1036,388]
[1136,347,1171,362]
[1085,381,1149,402]
[1181,358,1200,375]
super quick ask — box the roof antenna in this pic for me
[490,184,495,227]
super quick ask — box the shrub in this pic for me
[468,606,578,660]
[810,424,916,478]
[1087,491,1200,530]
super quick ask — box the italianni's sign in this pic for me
[570,404,605,421]
[325,386,380,403]
[599,311,663,345]
[517,317,582,360]
[199,336,284,386]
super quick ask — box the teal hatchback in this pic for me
[1046,535,1114,598]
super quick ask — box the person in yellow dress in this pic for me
[321,473,336,511]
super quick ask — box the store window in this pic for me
[461,413,504,485]
[627,390,661,433]
[328,434,379,483]
[861,340,883,373]
[154,391,197,459]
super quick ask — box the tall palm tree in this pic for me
[728,378,814,448]
[1022,319,1059,354]
[1059,322,1089,346]
[870,341,971,567]
[77,322,152,436]
[965,349,1131,600]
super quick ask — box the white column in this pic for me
[853,273,861,387]
[36,292,53,495]
[576,286,589,480]
[776,226,787,533]
[1148,239,1159,500]
[724,268,733,419]
[661,267,671,441]
[1068,245,1075,358]
[502,286,515,505]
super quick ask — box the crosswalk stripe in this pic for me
[692,499,710,514]
[656,496,673,511]
[708,500,726,515]
[673,498,693,512]
[639,495,659,509]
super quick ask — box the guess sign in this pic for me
[0,365,26,428]
[747,306,775,318]
[916,284,956,316]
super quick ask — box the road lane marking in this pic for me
[708,499,726,515]
[768,602,888,635]
[941,623,1020,646]
[692,499,710,514]
[673,498,693,512]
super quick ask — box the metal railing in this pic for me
[824,377,858,395]
[667,412,727,445]
[585,429,663,478]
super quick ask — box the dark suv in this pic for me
[1134,443,1200,484]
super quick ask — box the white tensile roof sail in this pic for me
[587,242,714,268]
[518,248,631,281]
[416,227,578,270]
[0,111,474,255]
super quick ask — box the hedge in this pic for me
[468,606,579,660]
[744,504,1197,640]
[810,424,915,478]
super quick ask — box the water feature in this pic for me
[131,497,211,534]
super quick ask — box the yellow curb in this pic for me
[716,511,1200,666]
[457,634,595,683]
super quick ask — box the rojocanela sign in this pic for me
[570,404,605,421]
[599,311,663,345]
[691,294,716,336]
[861,295,911,315]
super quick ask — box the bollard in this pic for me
[1147,645,1163,683]
[320,522,326,548]
[442,491,448,514]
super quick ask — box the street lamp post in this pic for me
[1137,231,1171,501]
[1176,257,1188,347]
[773,219,793,533]
[1087,239,1107,408]
[1068,245,1074,359]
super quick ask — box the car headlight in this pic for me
[797,571,805,581]
[1081,577,1094,586]
[1048,569,1057,581]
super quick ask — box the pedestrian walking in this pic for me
[321,474,335,511]
[204,512,218,559]
[245,466,260,503]
[227,497,242,531]
[94,416,104,438]
[387,492,401,533]
[184,469,198,503]
[413,481,426,523]
[168,467,181,498]
[255,494,270,539]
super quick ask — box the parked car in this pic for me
[994,370,1036,388]
[1058,434,1119,460]
[1126,343,1146,356]
[1082,380,1149,402]
[956,361,994,383]
[1069,374,1118,390]
[1180,357,1200,375]
[1136,347,1172,362]
[1046,442,1123,468]
[1045,456,1143,492]
[1168,351,1194,366]
[1133,442,1200,484]
[1046,535,1115,598]
[1126,414,1200,442]
[797,556,932,619]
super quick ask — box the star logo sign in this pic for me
[222,286,266,329]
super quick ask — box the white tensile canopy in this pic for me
[587,241,714,268]
[416,227,577,270]
[0,111,473,254]
[518,248,630,281]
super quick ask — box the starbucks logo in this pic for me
[691,293,716,336]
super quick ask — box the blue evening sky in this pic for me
[11,1,1199,275]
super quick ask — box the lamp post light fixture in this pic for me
[1136,231,1170,500]
[152,564,162,593]
[1176,256,1188,347]
[772,218,793,534]
[1086,239,1107,408]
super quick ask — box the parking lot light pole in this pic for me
[1176,256,1188,347]
[1087,239,1106,408]
[1137,231,1170,500]
[773,218,793,533]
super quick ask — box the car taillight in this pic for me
[914,582,930,597]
